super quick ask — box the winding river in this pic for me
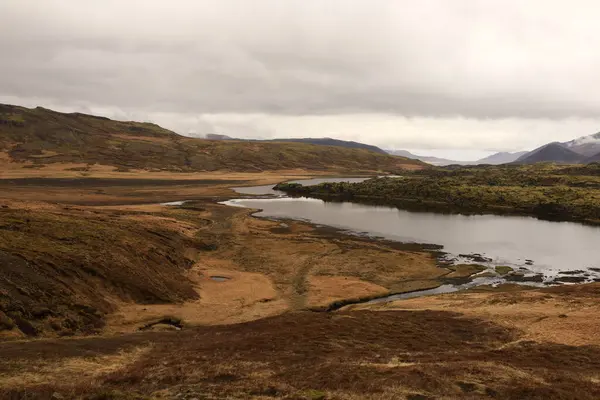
[224,177,600,284]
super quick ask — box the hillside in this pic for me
[0,202,203,338]
[386,149,469,166]
[270,137,387,154]
[0,104,423,173]
[513,131,600,164]
[562,132,600,157]
[205,134,388,154]
[387,150,529,166]
[584,152,600,163]
[514,142,584,164]
[477,151,528,164]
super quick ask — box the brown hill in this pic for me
[0,104,423,173]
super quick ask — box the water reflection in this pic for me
[224,195,600,278]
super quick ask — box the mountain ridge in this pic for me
[0,104,423,173]
[204,134,388,154]
[562,132,600,157]
[476,151,528,164]
[514,142,584,164]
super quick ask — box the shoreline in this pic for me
[278,191,600,226]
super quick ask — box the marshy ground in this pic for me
[2,171,600,399]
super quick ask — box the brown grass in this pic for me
[0,179,450,339]
[0,345,151,389]
[2,177,600,399]
[106,265,288,333]
[360,283,600,346]
[2,310,600,399]
[306,276,389,308]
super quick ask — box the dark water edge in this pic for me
[281,192,600,227]
[226,177,600,288]
[162,176,598,305]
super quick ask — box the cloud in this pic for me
[1,0,600,156]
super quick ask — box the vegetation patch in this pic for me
[0,206,201,337]
[3,310,600,399]
[275,163,600,224]
[495,265,514,275]
[0,104,423,173]
[446,264,487,279]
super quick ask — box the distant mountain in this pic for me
[561,132,600,157]
[204,135,387,155]
[271,138,387,154]
[476,151,528,165]
[205,133,234,140]
[514,142,584,164]
[386,149,416,159]
[583,151,600,164]
[385,150,470,166]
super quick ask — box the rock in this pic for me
[51,393,64,400]
[505,273,544,283]
[553,276,587,283]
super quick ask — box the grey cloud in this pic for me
[2,0,600,119]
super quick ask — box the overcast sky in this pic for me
[2,0,600,160]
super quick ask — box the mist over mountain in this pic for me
[561,132,600,157]
[200,129,600,166]
[514,143,585,164]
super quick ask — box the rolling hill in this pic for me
[476,151,528,165]
[206,134,389,154]
[269,137,387,154]
[0,104,423,173]
[385,150,470,166]
[514,142,584,164]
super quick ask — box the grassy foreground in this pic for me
[4,304,600,400]
[275,163,600,224]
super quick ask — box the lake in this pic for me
[224,177,600,283]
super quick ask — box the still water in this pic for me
[233,177,370,196]
[225,178,600,280]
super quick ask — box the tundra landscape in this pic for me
[4,1,600,399]
[1,106,600,400]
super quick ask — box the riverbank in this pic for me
[3,173,600,399]
[0,174,454,340]
[274,163,600,225]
